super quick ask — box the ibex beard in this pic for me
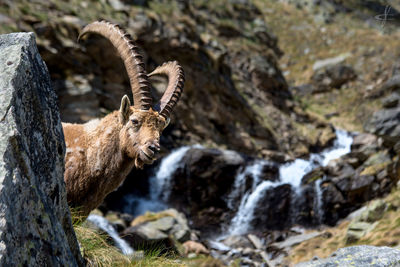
[62,20,184,217]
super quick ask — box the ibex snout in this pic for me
[147,141,161,154]
[139,140,160,164]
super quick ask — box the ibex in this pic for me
[62,20,184,216]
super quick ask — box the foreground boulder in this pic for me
[296,246,400,267]
[0,33,83,266]
[122,209,193,254]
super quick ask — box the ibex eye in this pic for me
[131,119,139,125]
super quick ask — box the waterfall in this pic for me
[227,129,353,235]
[150,146,193,201]
[228,179,277,235]
[226,160,273,210]
[123,145,201,216]
[314,178,324,223]
[87,214,134,255]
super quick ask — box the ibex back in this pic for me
[62,20,184,216]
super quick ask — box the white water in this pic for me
[87,214,134,255]
[314,178,324,223]
[122,130,352,235]
[123,145,201,216]
[228,129,353,235]
[226,160,274,209]
[150,146,193,201]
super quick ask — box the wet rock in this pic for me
[296,246,400,267]
[301,167,325,185]
[105,211,127,232]
[0,32,83,266]
[164,148,247,232]
[251,184,293,230]
[221,235,253,249]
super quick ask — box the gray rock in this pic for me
[311,64,357,91]
[364,107,400,146]
[351,133,378,150]
[382,92,400,108]
[273,231,322,250]
[0,33,83,266]
[247,234,263,249]
[380,74,400,92]
[222,235,253,249]
[296,245,400,267]
[147,216,176,232]
[359,199,387,223]
[345,221,376,244]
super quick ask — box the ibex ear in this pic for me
[119,95,131,124]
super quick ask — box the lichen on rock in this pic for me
[0,32,83,266]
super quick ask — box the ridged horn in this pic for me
[78,20,152,110]
[148,61,185,119]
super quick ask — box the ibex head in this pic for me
[79,20,184,168]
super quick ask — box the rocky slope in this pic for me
[1,0,400,266]
[0,0,337,158]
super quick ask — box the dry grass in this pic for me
[74,224,132,266]
[254,0,400,131]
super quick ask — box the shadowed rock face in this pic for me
[0,0,336,158]
[0,33,83,266]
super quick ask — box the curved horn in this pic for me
[148,61,185,119]
[78,20,152,110]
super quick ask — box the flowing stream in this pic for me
[122,145,201,216]
[122,129,353,236]
[228,129,353,235]
[87,214,134,255]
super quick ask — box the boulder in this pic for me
[351,133,378,151]
[345,221,377,244]
[380,74,400,92]
[251,184,293,230]
[167,148,246,221]
[296,246,400,267]
[0,33,83,266]
[382,92,400,108]
[311,64,357,92]
[364,107,400,147]
[122,209,191,252]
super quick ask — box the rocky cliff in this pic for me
[0,0,336,158]
[0,32,83,266]
[1,0,400,266]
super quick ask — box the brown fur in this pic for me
[182,241,210,255]
[63,103,167,216]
